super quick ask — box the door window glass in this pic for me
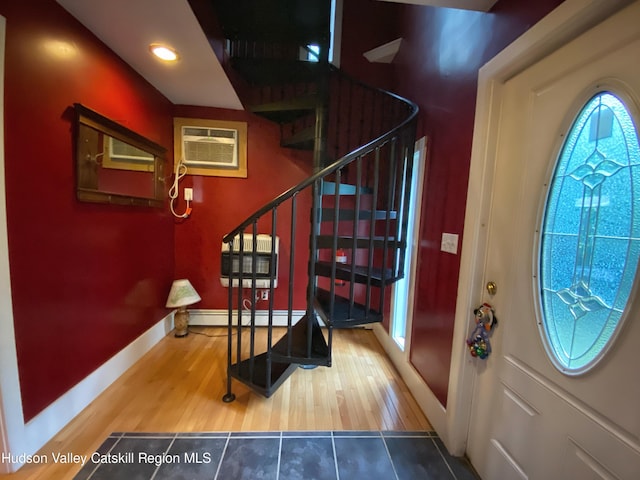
[540,91,640,373]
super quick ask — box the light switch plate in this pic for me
[441,233,459,254]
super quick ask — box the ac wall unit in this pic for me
[181,126,238,169]
[220,234,279,288]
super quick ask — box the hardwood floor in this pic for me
[5,327,431,479]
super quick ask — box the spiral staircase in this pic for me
[194,0,419,401]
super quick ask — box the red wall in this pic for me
[171,106,313,311]
[1,0,175,421]
[340,0,564,406]
[1,0,567,423]
[392,0,565,405]
[339,0,401,91]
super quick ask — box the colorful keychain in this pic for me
[466,303,497,359]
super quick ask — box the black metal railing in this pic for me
[220,44,418,401]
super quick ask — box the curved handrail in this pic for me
[222,68,418,243]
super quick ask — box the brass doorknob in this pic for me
[486,281,497,296]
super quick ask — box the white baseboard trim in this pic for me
[372,324,447,441]
[4,313,173,472]
[189,309,306,327]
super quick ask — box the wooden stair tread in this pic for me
[271,315,330,365]
[314,288,383,327]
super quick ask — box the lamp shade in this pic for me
[166,279,201,308]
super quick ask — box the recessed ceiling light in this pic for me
[149,44,179,62]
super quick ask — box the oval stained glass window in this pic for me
[539,91,640,374]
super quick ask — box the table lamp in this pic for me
[166,279,201,337]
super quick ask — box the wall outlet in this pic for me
[255,290,269,301]
[441,233,459,254]
[184,188,193,201]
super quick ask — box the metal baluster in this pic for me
[248,225,258,384]
[288,195,297,357]
[265,211,277,392]
[223,241,236,403]
[349,157,363,318]
[379,138,398,315]
[237,231,245,378]
[366,148,381,317]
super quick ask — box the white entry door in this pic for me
[466,2,640,479]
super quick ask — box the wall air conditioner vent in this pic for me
[173,117,247,178]
[182,126,238,169]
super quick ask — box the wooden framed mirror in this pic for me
[74,103,166,207]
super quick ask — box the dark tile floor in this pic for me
[74,431,479,480]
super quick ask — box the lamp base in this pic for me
[174,308,189,337]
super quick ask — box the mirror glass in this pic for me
[74,103,166,207]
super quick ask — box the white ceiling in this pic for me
[56,0,496,110]
[56,0,244,110]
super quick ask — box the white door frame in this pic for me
[0,13,7,466]
[0,15,22,475]
[445,0,636,456]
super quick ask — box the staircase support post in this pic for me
[223,245,236,403]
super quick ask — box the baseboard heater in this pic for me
[220,234,279,288]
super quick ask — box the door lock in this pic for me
[486,281,497,296]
